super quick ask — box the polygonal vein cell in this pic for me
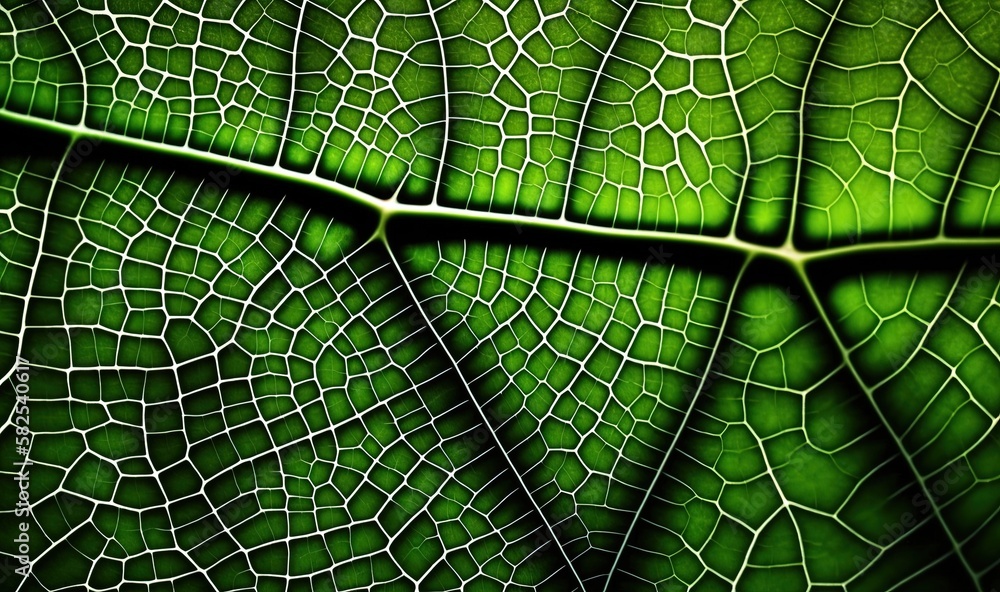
[797,0,1000,247]
[281,0,446,201]
[563,0,840,240]
[0,0,85,123]
[819,258,1000,588]
[947,93,1000,235]
[727,0,840,243]
[0,148,579,592]
[52,0,298,161]
[610,271,976,591]
[2,0,1000,254]
[431,0,627,216]
[399,239,737,590]
[568,0,752,235]
[0,132,64,379]
[2,2,1000,591]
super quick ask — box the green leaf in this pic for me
[1,0,999,591]
[611,265,975,590]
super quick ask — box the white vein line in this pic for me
[276,0,308,164]
[560,0,635,222]
[427,0,451,207]
[940,74,1000,236]
[782,0,847,250]
[9,141,72,592]
[378,234,587,592]
[600,253,753,592]
[793,261,985,592]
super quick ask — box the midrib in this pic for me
[4,107,1000,269]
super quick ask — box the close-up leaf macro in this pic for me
[1,0,999,590]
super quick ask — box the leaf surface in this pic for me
[1,0,1000,590]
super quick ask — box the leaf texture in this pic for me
[1,0,999,591]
